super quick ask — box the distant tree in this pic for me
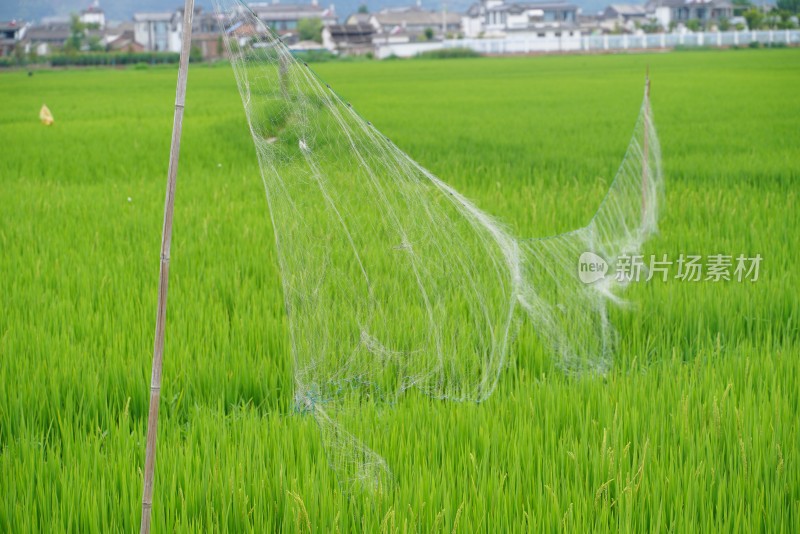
[641,18,662,33]
[767,9,797,27]
[776,9,798,27]
[13,43,25,65]
[217,35,224,56]
[686,19,701,31]
[357,4,369,14]
[732,0,752,16]
[776,0,799,14]
[718,16,731,31]
[65,13,86,54]
[190,44,203,62]
[743,8,765,29]
[87,35,104,52]
[423,27,434,40]
[298,17,323,43]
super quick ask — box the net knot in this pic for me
[294,387,320,415]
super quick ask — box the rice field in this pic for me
[1,48,798,532]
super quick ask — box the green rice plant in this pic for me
[0,48,797,532]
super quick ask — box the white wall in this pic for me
[375,41,446,58]
[506,13,530,30]
[375,29,800,58]
[450,32,584,54]
[655,7,671,30]
[133,22,148,50]
[343,28,800,60]
[462,15,482,38]
[80,12,105,29]
[168,23,182,53]
[134,17,182,53]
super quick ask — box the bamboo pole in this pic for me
[642,68,650,223]
[140,2,194,532]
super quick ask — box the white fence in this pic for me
[576,29,800,52]
[375,41,449,59]
[376,30,800,58]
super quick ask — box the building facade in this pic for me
[369,7,462,40]
[322,23,375,54]
[133,12,180,52]
[80,2,106,29]
[462,1,579,38]
[248,2,337,34]
[646,0,734,27]
[0,21,27,56]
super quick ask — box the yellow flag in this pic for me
[39,104,54,126]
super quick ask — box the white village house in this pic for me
[0,20,27,56]
[602,4,648,25]
[248,1,337,34]
[133,12,183,52]
[368,6,462,41]
[645,0,734,29]
[80,2,106,29]
[322,23,375,54]
[133,7,226,58]
[462,0,580,39]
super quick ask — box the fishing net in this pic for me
[213,0,663,491]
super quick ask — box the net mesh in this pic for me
[213,0,663,491]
